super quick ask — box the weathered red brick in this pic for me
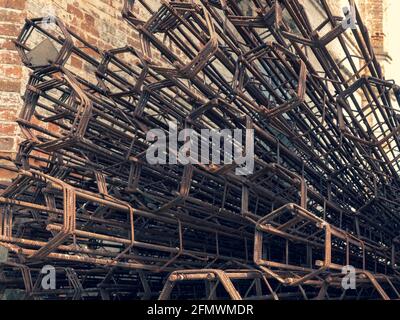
[67,4,84,20]
[0,79,21,92]
[0,8,24,22]
[0,37,16,50]
[81,13,99,37]
[0,23,20,37]
[70,55,83,70]
[0,0,25,10]
[0,51,20,64]
[0,65,22,78]
[85,13,95,27]
[0,137,15,151]
[0,123,16,135]
[0,109,16,121]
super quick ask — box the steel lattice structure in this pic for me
[1,0,400,300]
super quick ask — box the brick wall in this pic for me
[358,0,385,49]
[0,0,26,181]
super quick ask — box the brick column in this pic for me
[357,0,391,75]
[0,0,26,181]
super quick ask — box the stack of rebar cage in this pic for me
[1,0,400,300]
